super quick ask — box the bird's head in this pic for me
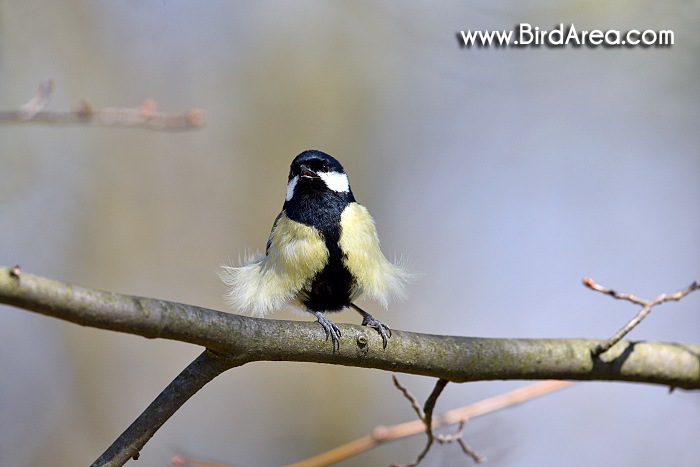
[285,150,352,202]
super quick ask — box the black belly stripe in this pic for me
[303,254,354,311]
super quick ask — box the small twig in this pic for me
[432,419,486,463]
[456,437,486,464]
[389,376,433,467]
[444,422,485,463]
[392,375,425,420]
[584,278,700,356]
[423,378,449,422]
[416,378,450,462]
[392,377,479,467]
[0,80,205,131]
[435,418,465,444]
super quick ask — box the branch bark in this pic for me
[2,266,698,389]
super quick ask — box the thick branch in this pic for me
[91,350,242,467]
[2,267,698,389]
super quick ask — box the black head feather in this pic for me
[289,149,346,180]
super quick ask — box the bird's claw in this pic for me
[314,312,341,351]
[360,314,392,349]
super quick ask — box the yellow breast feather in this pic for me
[221,214,328,316]
[339,203,411,309]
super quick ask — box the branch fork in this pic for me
[583,278,699,356]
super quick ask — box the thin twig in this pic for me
[456,437,486,464]
[391,378,450,467]
[432,419,485,463]
[423,378,449,422]
[392,375,425,420]
[0,80,205,131]
[436,419,466,445]
[444,420,486,463]
[584,278,700,356]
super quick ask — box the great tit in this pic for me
[221,149,410,349]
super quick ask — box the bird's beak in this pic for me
[300,165,319,180]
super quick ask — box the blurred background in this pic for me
[1,1,698,466]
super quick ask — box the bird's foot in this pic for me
[351,304,392,349]
[313,312,342,351]
[362,315,392,349]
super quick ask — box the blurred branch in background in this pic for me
[176,380,571,467]
[0,80,205,131]
[0,265,698,466]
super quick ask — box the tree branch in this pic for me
[2,266,698,466]
[91,350,243,467]
[0,80,205,131]
[1,266,699,389]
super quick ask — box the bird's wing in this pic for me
[266,211,284,255]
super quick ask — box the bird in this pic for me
[220,149,410,350]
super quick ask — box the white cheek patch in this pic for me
[286,175,299,201]
[319,171,350,193]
